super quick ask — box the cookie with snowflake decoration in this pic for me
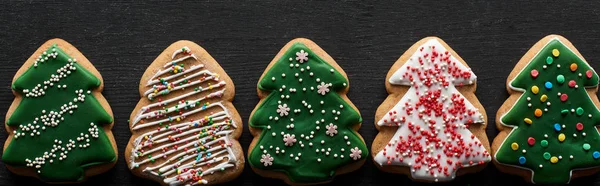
[492,35,600,184]
[125,40,244,185]
[371,37,491,182]
[247,38,368,185]
[2,39,117,183]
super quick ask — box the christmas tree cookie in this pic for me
[371,37,491,182]
[2,39,117,183]
[247,38,368,184]
[493,35,600,184]
[125,41,244,185]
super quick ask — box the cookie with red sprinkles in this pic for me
[371,37,491,182]
[125,41,244,185]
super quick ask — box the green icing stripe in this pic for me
[497,38,600,184]
[2,44,116,182]
[248,43,367,183]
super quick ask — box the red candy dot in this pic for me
[531,69,539,78]
[587,70,593,79]
[560,94,568,102]
[576,123,584,131]
[528,137,536,146]
[568,80,576,88]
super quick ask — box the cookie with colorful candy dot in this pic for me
[247,38,368,185]
[2,39,117,183]
[493,35,600,184]
[371,37,491,182]
[125,41,244,185]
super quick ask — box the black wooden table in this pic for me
[0,1,599,185]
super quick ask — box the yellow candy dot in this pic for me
[524,118,532,125]
[550,156,559,163]
[176,117,181,122]
[558,133,566,142]
[531,86,539,94]
[540,94,548,102]
[570,63,578,72]
[534,109,543,117]
[552,49,560,57]
[511,142,519,150]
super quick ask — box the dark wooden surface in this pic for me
[0,1,600,185]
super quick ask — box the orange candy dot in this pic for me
[534,109,543,117]
[570,63,578,72]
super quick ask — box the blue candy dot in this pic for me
[594,151,600,159]
[519,156,526,164]
[554,123,561,131]
[545,81,553,89]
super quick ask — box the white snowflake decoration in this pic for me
[296,50,308,63]
[276,104,290,116]
[317,82,331,95]
[325,123,338,136]
[283,134,297,146]
[350,147,362,160]
[260,154,274,166]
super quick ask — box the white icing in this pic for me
[374,39,490,182]
[129,47,237,185]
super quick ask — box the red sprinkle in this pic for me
[587,70,593,79]
[568,80,576,88]
[530,69,539,78]
[560,94,568,102]
[577,123,584,131]
[527,137,535,146]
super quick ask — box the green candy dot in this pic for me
[541,140,549,147]
[543,152,551,160]
[584,143,591,151]
[546,56,554,64]
[557,75,565,84]
[576,107,584,116]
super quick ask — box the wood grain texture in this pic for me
[0,1,599,186]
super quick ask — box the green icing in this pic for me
[496,39,600,184]
[2,44,116,182]
[248,43,368,183]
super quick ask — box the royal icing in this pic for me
[128,47,237,185]
[2,44,115,182]
[373,39,490,182]
[496,37,600,184]
[248,42,368,184]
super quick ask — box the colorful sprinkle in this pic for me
[583,143,591,151]
[534,109,543,117]
[552,49,560,57]
[556,75,565,84]
[531,69,539,78]
[568,80,576,88]
[594,151,600,159]
[558,133,566,142]
[561,109,569,114]
[560,94,568,102]
[576,123,584,131]
[553,123,561,131]
[511,142,519,150]
[519,156,527,164]
[524,118,532,125]
[528,137,536,146]
[531,86,539,94]
[550,156,558,164]
[570,63,578,72]
[587,70,593,79]
[540,94,548,102]
[541,140,548,147]
[544,82,553,89]
[543,152,551,160]
[576,107,584,116]
[546,56,554,65]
